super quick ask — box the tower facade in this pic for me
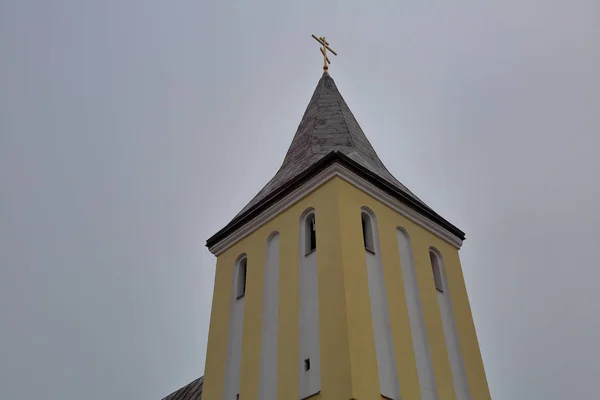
[202,73,490,400]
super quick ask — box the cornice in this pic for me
[208,161,463,256]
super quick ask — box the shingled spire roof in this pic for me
[235,72,426,217]
[207,72,464,249]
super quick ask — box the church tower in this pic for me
[202,57,491,399]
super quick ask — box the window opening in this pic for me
[305,214,316,254]
[304,358,311,371]
[430,252,444,292]
[361,212,375,252]
[236,258,247,299]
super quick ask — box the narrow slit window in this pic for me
[305,214,316,254]
[361,212,375,252]
[236,258,247,299]
[304,358,311,371]
[430,252,444,293]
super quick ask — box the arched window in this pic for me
[236,257,247,299]
[259,232,280,399]
[299,208,321,397]
[224,254,247,399]
[429,251,444,293]
[361,211,375,252]
[362,207,401,399]
[305,213,316,255]
[428,247,471,398]
[397,228,438,398]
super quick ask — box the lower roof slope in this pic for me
[160,376,203,400]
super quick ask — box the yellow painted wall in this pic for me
[202,176,490,400]
[336,178,490,400]
[202,178,352,400]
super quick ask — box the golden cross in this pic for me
[312,34,337,72]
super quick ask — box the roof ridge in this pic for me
[308,75,325,150]
[329,74,357,149]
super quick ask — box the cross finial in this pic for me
[311,34,337,72]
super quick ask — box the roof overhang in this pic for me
[206,151,465,255]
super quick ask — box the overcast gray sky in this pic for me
[1,1,599,399]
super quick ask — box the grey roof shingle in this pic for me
[161,376,203,400]
[235,72,429,218]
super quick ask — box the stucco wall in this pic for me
[202,176,490,400]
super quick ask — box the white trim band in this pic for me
[209,164,463,256]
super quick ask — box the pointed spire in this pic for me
[207,72,465,250]
[235,73,427,217]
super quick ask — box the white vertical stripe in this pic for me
[363,209,401,400]
[431,249,471,400]
[223,256,246,400]
[397,228,438,400]
[259,233,280,400]
[299,210,321,399]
